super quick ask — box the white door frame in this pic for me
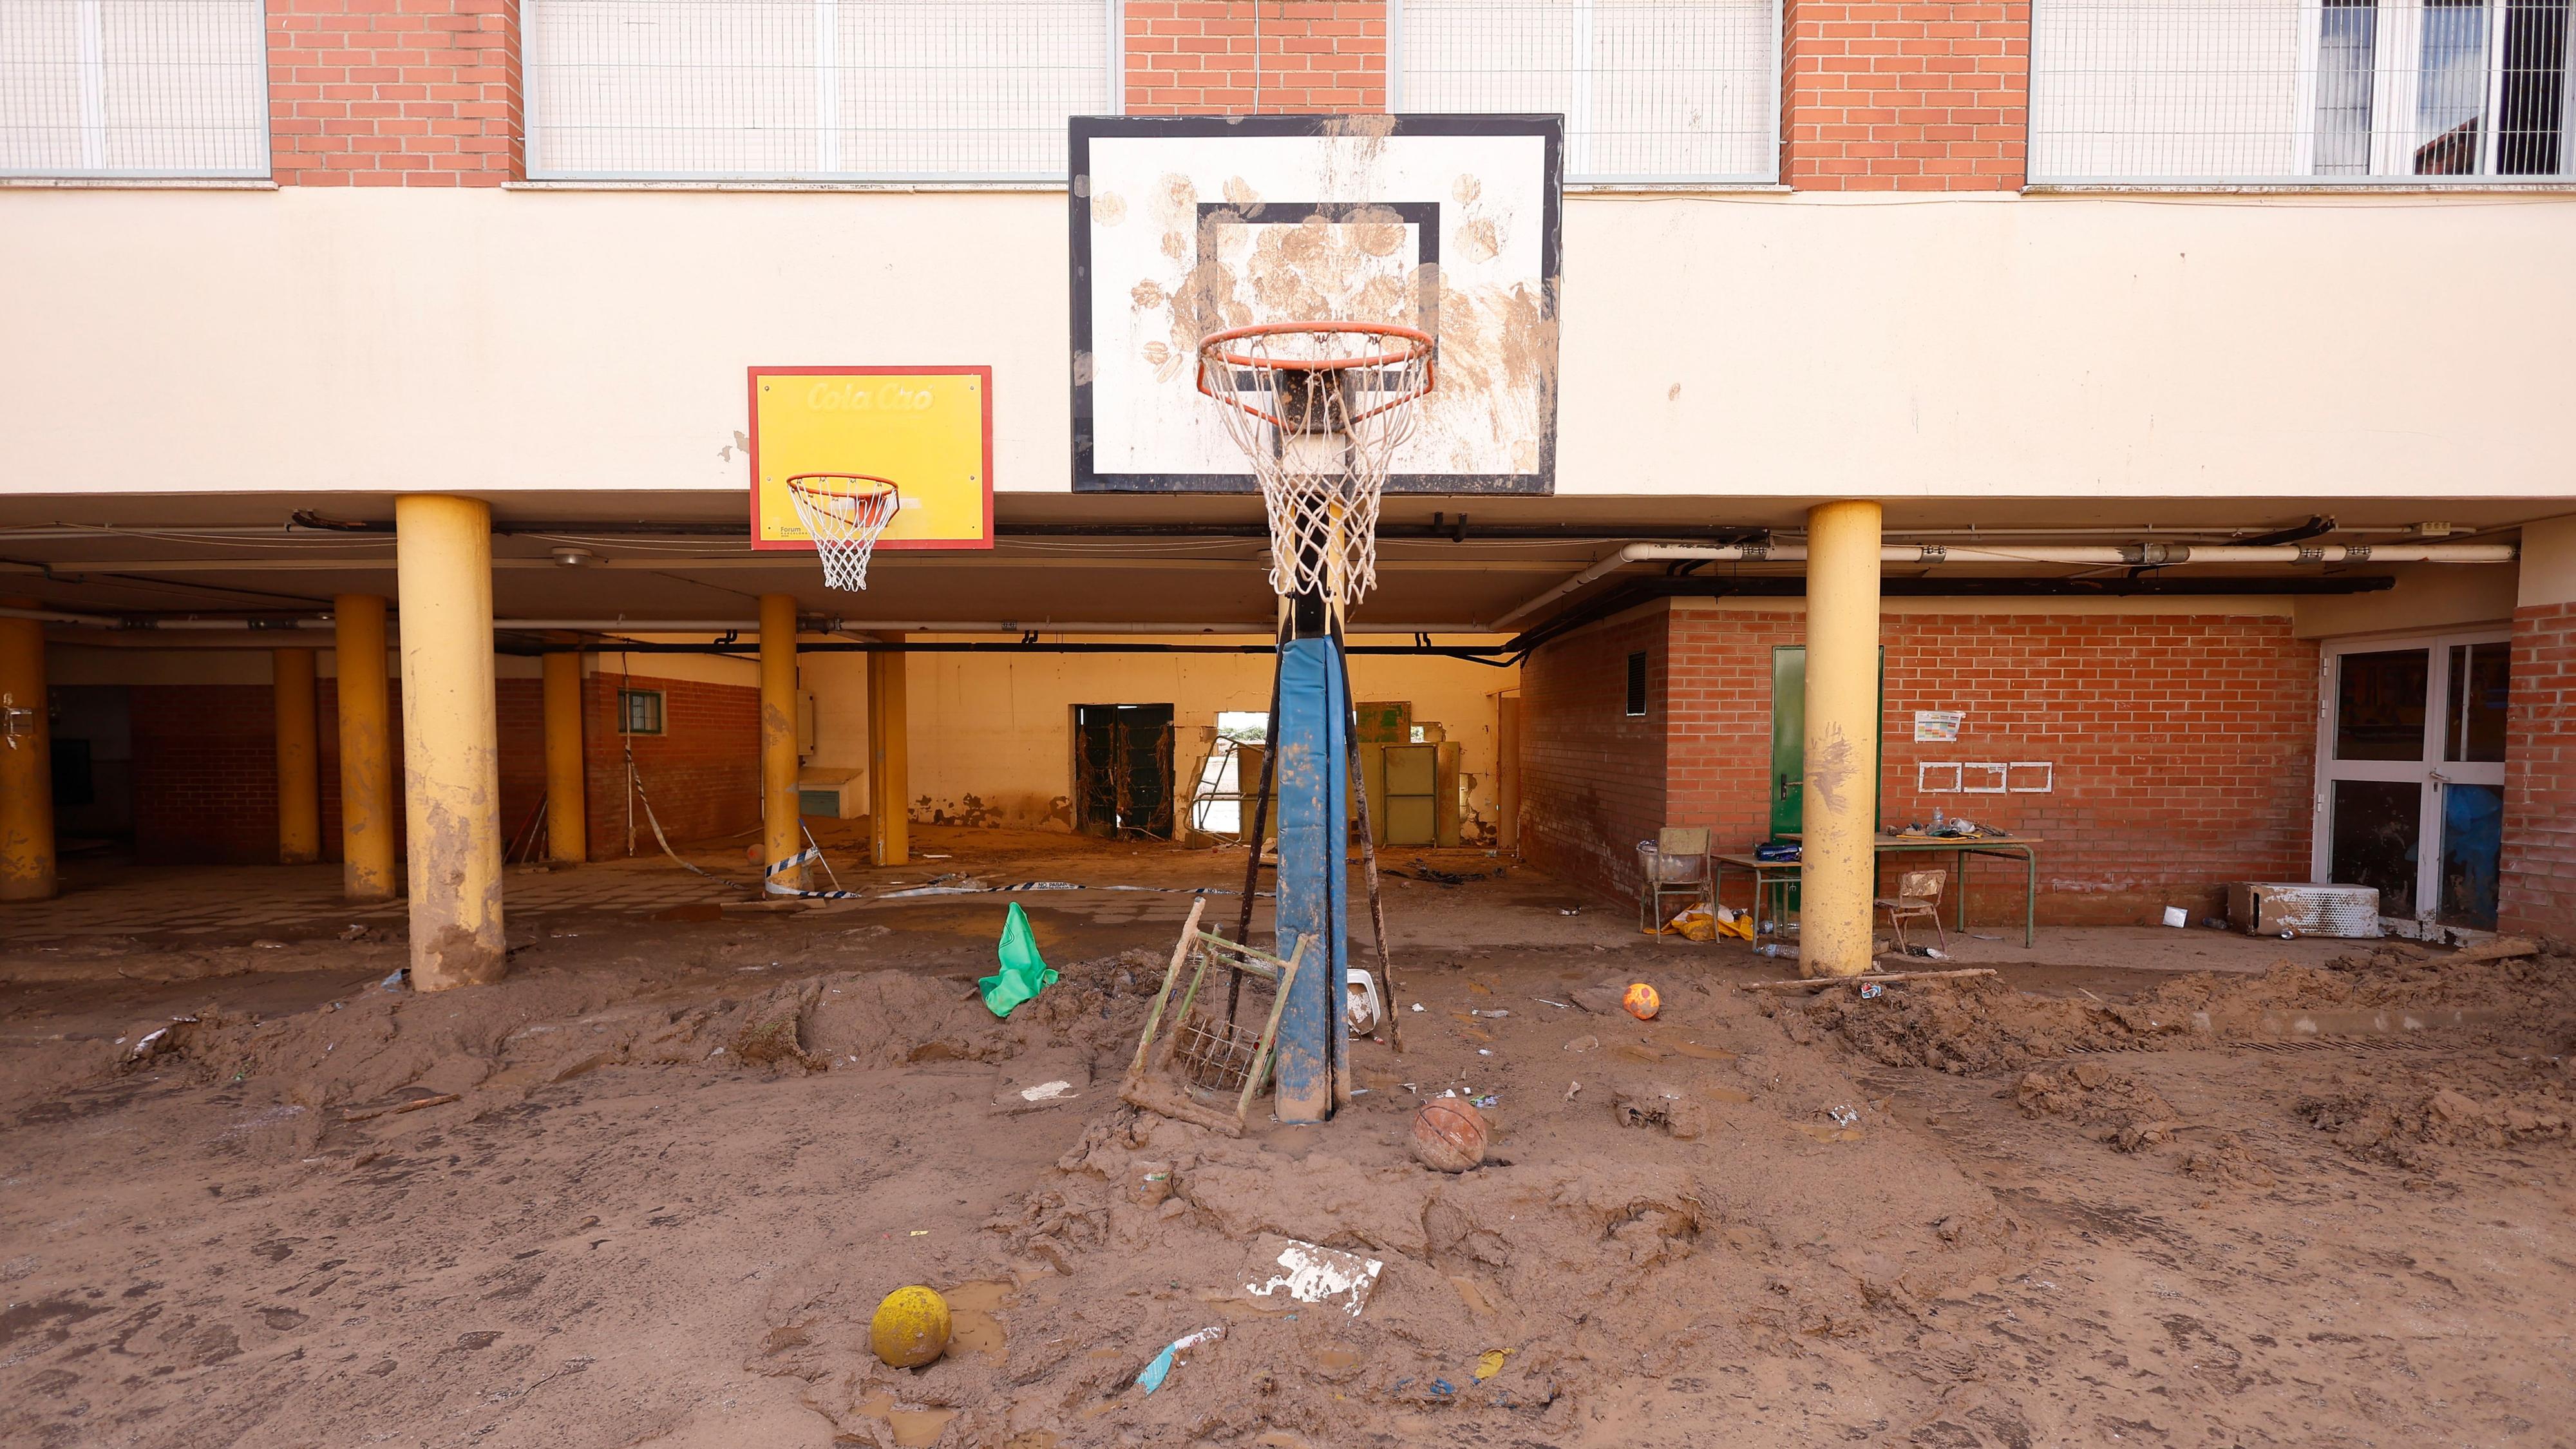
[2311,627,2512,923]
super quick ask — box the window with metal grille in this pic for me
[2031,0,2574,184]
[619,688,667,735]
[1393,0,1781,183]
[1625,651,1648,716]
[1,0,269,179]
[525,0,1119,182]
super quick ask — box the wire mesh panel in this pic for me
[526,0,1116,180]
[1394,0,1779,182]
[0,0,268,178]
[2031,0,2574,182]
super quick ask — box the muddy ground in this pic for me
[3,829,2572,1448]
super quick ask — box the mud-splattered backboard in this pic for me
[1071,115,1562,495]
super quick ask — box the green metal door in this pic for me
[1769,647,1884,838]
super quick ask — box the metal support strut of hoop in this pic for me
[1193,322,1434,607]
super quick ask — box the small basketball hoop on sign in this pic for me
[1196,323,1434,605]
[786,473,901,591]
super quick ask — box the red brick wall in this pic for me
[1781,0,2028,189]
[1124,1,1385,115]
[129,674,545,866]
[1522,605,2320,922]
[581,671,762,860]
[2500,601,2576,939]
[131,686,279,866]
[268,0,522,187]
[1517,609,1668,900]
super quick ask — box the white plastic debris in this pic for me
[1019,1079,1077,1103]
[1826,1105,1860,1128]
[1243,1235,1383,1319]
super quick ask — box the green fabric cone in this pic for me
[979,901,1059,1018]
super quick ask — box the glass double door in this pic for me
[2316,632,2511,929]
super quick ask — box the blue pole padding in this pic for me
[1270,634,1349,1124]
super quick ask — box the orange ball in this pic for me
[1621,982,1661,1021]
[1411,1098,1490,1173]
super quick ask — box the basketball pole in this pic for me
[1267,582,1350,1125]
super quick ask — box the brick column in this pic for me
[1781,0,2028,189]
[2500,599,2576,939]
[1124,1,1386,115]
[268,0,523,186]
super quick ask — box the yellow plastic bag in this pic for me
[1660,905,1719,942]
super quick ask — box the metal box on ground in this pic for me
[2227,882,2383,938]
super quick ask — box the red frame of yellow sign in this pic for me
[746,366,996,552]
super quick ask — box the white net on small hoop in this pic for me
[786,474,901,591]
[1195,324,1432,605]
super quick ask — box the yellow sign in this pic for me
[748,367,994,550]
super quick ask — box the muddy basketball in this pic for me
[1411,1097,1490,1173]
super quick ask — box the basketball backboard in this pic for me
[747,366,995,551]
[1071,115,1562,495]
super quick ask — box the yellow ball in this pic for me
[1622,982,1661,1021]
[870,1285,952,1368]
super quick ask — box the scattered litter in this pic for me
[1430,1379,1456,1397]
[1559,908,1580,916]
[1244,1235,1382,1318]
[1410,1003,1425,1013]
[1859,982,1884,999]
[1566,1080,1582,1101]
[1018,1079,1077,1103]
[1469,1009,1511,1018]
[251,939,288,950]
[1826,1105,1861,1128]
[2161,905,2192,928]
[1470,1093,1500,1109]
[1534,998,1571,1009]
[920,853,952,859]
[978,902,1060,1018]
[909,1229,930,1236]
[1346,968,1384,1036]
[1562,1034,1598,1053]
[379,968,409,992]
[1475,1349,1513,1381]
[338,924,370,942]
[1477,1048,1492,1056]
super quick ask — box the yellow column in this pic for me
[335,594,398,902]
[1801,500,1883,978]
[760,594,805,892]
[868,638,909,867]
[274,647,322,864]
[0,601,56,902]
[395,496,505,990]
[542,649,587,864]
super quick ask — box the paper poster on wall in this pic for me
[1913,710,1964,743]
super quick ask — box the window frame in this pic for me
[618,687,667,737]
[1388,0,1786,187]
[2029,0,2576,188]
[1624,650,1649,717]
[520,0,1126,185]
[1,0,273,182]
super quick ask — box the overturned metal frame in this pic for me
[1120,898,1307,1137]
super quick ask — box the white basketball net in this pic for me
[786,475,901,591]
[1196,324,1433,605]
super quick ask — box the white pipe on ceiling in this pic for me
[1487,540,2521,630]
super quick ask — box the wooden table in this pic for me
[1717,834,2042,949]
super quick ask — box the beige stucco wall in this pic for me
[806,635,1516,838]
[2293,563,2521,639]
[3,187,2570,502]
[2515,516,2576,609]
